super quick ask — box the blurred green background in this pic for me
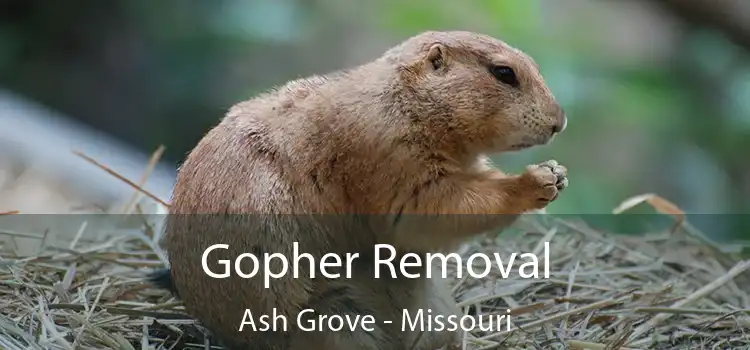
[1,0,749,240]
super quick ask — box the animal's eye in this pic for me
[489,65,519,87]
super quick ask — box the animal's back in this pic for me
[161,75,383,348]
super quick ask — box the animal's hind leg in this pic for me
[395,275,463,350]
[288,326,398,350]
[287,281,403,350]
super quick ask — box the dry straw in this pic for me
[1,148,749,349]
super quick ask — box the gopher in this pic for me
[150,30,568,350]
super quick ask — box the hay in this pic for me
[1,212,749,350]
[1,151,749,349]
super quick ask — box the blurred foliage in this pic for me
[1,0,749,241]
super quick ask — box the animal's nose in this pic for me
[552,109,567,134]
[553,115,567,133]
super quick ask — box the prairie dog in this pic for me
[151,30,568,350]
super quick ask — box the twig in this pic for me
[478,296,630,344]
[568,339,643,350]
[72,150,170,207]
[121,145,166,213]
[627,259,750,343]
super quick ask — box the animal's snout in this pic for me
[551,107,567,134]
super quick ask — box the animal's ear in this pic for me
[424,43,447,71]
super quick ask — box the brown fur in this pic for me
[160,31,568,350]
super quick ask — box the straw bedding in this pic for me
[1,208,748,350]
[0,151,749,350]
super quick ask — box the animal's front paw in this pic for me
[518,159,568,209]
